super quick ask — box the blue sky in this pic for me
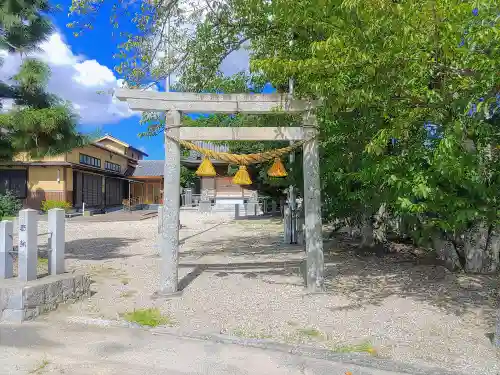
[48,0,179,159]
[2,0,253,160]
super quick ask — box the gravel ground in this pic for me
[19,211,499,375]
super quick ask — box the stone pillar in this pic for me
[184,188,193,207]
[0,220,13,279]
[157,205,163,234]
[288,186,297,243]
[296,200,305,246]
[495,308,500,348]
[18,209,37,282]
[284,205,291,243]
[159,110,181,295]
[234,204,240,219]
[302,112,324,292]
[48,208,65,275]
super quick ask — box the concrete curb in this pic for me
[66,316,465,375]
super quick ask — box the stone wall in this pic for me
[0,273,91,323]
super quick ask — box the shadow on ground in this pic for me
[0,324,62,348]
[322,249,498,325]
[180,225,498,329]
[65,237,141,260]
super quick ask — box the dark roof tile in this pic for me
[132,160,164,177]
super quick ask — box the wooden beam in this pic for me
[178,127,305,141]
[115,89,319,114]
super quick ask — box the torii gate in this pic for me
[115,90,324,293]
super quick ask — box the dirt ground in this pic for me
[26,211,499,375]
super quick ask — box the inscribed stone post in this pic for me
[184,188,193,206]
[48,208,65,275]
[302,112,324,292]
[18,209,37,282]
[0,220,13,279]
[159,110,181,294]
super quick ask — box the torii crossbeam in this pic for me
[115,89,324,293]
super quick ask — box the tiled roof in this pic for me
[132,160,164,177]
[186,141,229,162]
[133,143,230,177]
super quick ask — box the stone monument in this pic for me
[245,191,259,216]
[198,189,212,213]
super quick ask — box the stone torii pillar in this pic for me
[159,110,181,295]
[302,111,324,290]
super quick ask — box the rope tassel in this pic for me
[267,158,288,177]
[196,157,216,177]
[232,166,252,185]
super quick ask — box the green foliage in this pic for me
[180,165,198,189]
[40,200,71,213]
[0,191,22,218]
[68,0,500,268]
[0,0,88,161]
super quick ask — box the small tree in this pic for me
[0,191,22,218]
[0,0,87,160]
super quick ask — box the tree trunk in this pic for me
[359,205,389,254]
[360,215,375,247]
[373,203,388,243]
[432,235,463,271]
[464,222,500,274]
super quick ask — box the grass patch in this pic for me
[297,327,322,338]
[0,216,15,221]
[122,308,174,327]
[29,358,50,374]
[330,341,377,355]
[37,257,48,266]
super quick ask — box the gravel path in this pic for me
[25,211,499,375]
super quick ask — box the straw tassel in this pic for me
[232,166,252,185]
[267,158,288,177]
[195,157,216,177]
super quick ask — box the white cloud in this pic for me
[0,32,138,125]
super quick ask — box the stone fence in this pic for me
[0,208,91,323]
[1,209,65,281]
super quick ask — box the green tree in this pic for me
[0,0,87,161]
[68,0,500,273]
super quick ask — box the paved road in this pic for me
[0,321,448,375]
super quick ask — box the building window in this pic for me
[105,161,121,172]
[0,170,27,199]
[80,153,101,168]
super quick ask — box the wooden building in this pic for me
[0,135,147,210]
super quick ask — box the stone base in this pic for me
[0,273,91,323]
[151,290,183,300]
